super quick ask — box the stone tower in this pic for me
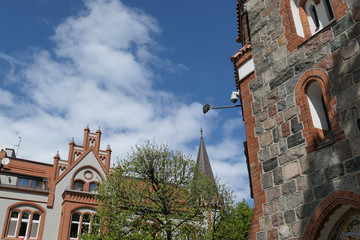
[231,0,360,239]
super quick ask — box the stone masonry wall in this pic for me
[242,0,360,239]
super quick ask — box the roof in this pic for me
[1,157,53,179]
[231,43,252,62]
[196,130,215,182]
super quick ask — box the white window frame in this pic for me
[29,212,41,239]
[7,210,20,237]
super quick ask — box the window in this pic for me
[73,180,84,191]
[306,81,330,136]
[18,211,30,238]
[30,180,43,188]
[304,0,335,35]
[309,5,320,30]
[81,214,91,234]
[29,213,41,239]
[281,0,346,52]
[324,0,334,20]
[89,182,98,193]
[6,209,42,239]
[329,209,360,239]
[17,178,30,187]
[17,178,44,189]
[295,70,344,153]
[7,211,19,237]
[70,213,81,239]
[69,212,94,239]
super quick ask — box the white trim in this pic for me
[238,58,254,80]
[290,0,305,37]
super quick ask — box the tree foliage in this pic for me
[82,140,253,240]
[211,199,253,240]
[83,140,215,240]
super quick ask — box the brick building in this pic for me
[0,127,112,240]
[0,127,214,239]
[231,0,360,239]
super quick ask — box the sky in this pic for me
[0,0,250,202]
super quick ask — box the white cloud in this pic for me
[0,0,251,202]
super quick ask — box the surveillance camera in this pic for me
[230,91,239,103]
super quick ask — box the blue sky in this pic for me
[0,0,250,201]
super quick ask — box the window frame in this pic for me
[280,0,347,52]
[73,180,85,191]
[89,182,99,193]
[17,177,44,189]
[295,70,344,153]
[4,208,43,240]
[69,212,94,240]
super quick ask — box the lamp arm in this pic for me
[203,104,242,114]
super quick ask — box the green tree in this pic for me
[83,140,217,240]
[211,199,253,240]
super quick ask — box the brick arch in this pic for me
[1,202,47,240]
[70,165,103,191]
[295,69,343,153]
[303,191,360,240]
[280,0,348,52]
[5,201,46,214]
[68,204,97,214]
[298,0,313,38]
[280,0,306,52]
[58,204,97,240]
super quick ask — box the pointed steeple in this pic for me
[196,128,215,182]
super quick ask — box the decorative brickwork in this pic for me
[1,202,46,240]
[280,0,348,52]
[294,69,345,153]
[0,128,110,239]
[303,191,360,239]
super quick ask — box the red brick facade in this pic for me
[294,69,345,153]
[280,0,348,52]
[0,128,111,240]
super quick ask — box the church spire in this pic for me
[196,128,215,182]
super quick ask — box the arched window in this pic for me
[71,167,102,192]
[29,213,41,238]
[89,182,98,193]
[295,70,344,153]
[5,209,42,239]
[18,211,30,238]
[282,0,346,51]
[304,0,335,35]
[73,180,84,191]
[70,213,81,239]
[81,214,91,234]
[324,0,334,20]
[7,211,20,237]
[329,208,360,239]
[306,81,330,134]
[309,5,320,30]
[69,212,94,239]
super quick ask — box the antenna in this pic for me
[15,132,22,156]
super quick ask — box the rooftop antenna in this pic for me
[15,132,22,156]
